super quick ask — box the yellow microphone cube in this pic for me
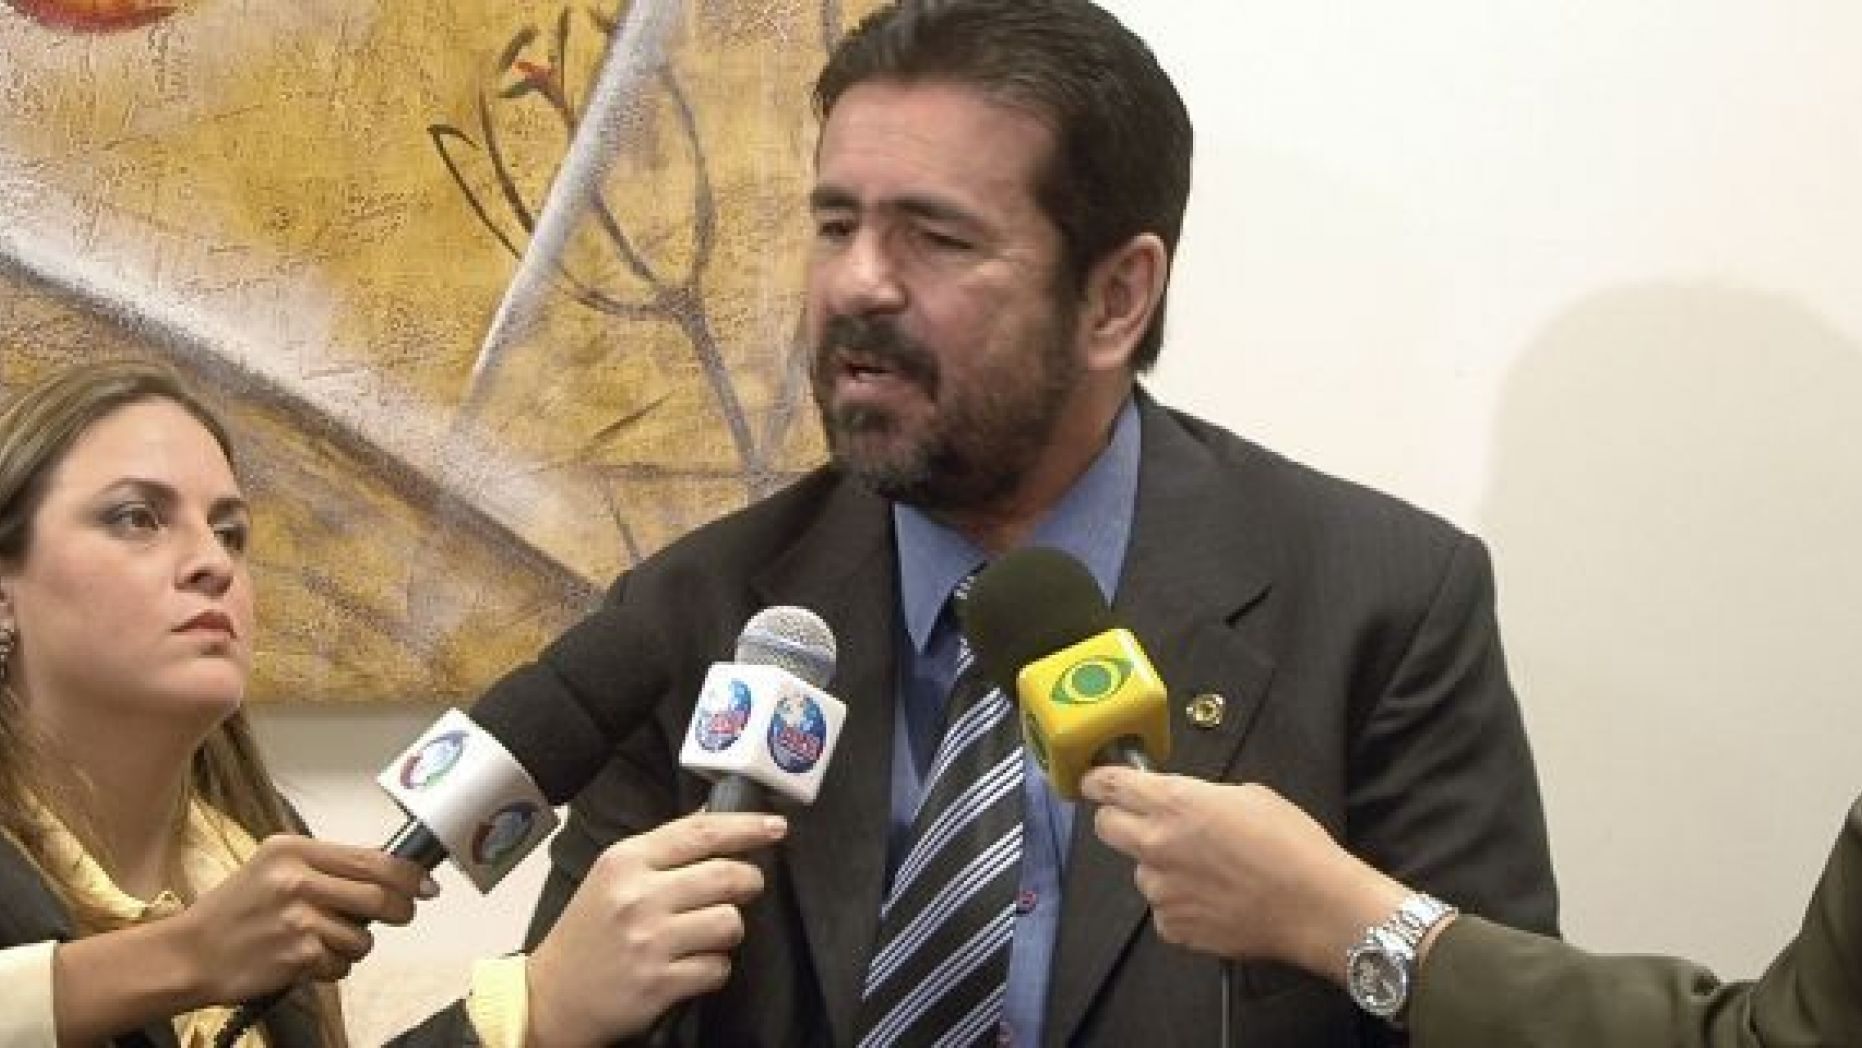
[1013,628,1170,799]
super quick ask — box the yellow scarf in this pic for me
[34,799,270,1048]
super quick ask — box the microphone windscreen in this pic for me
[961,546,1116,696]
[735,605,838,687]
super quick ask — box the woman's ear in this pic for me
[1079,232,1169,373]
[0,581,17,680]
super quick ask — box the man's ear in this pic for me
[1079,232,1169,373]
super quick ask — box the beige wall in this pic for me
[253,1,1862,1039]
[1128,0,1862,978]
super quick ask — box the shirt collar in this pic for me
[894,396,1142,653]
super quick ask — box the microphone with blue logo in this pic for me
[959,546,1172,799]
[213,709,562,1047]
[217,595,683,1046]
[679,605,846,813]
[642,607,842,1046]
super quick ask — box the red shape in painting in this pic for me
[6,0,178,32]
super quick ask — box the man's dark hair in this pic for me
[815,0,1194,372]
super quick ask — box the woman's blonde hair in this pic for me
[0,358,343,1043]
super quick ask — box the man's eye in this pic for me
[919,228,972,251]
[814,217,855,241]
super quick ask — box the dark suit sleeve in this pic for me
[523,720,685,952]
[521,572,690,953]
[1410,795,1862,1048]
[1346,536,1560,935]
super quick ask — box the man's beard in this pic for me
[810,311,1081,512]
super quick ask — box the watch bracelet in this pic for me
[1385,892,1457,951]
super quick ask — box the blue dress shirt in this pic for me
[888,398,1140,1045]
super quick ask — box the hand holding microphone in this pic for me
[525,810,790,1047]
[216,603,844,1046]
[1083,770,1412,977]
[213,600,683,1044]
[959,545,1171,797]
[536,605,847,1045]
[213,692,581,1045]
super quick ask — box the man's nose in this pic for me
[828,230,907,316]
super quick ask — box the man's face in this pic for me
[806,80,1084,512]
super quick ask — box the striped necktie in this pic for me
[856,574,1026,1046]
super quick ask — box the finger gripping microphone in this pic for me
[215,708,569,1047]
[678,605,846,813]
[645,608,842,1046]
[959,546,1171,799]
[215,605,680,1046]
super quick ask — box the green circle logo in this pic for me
[1051,656,1133,706]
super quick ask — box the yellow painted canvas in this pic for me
[0,0,878,700]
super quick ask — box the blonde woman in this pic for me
[0,359,787,1047]
[0,359,435,1045]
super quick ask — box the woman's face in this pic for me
[0,399,254,732]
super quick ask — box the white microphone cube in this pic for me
[680,662,847,806]
[376,708,559,893]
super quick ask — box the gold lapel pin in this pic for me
[1185,692,1226,729]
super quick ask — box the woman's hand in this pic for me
[51,834,431,1042]
[169,834,433,999]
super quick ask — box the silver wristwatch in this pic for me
[1344,892,1457,1024]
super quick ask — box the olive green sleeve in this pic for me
[1410,795,1862,1048]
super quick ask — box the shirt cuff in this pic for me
[0,941,59,1048]
[465,953,531,1048]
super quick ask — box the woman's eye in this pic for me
[214,522,250,554]
[106,504,161,534]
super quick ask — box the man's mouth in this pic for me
[815,315,939,391]
[841,352,898,381]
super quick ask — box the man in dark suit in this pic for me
[509,1,1559,1044]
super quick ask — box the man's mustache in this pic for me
[816,315,940,389]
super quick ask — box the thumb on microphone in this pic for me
[524,810,787,1047]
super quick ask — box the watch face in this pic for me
[1347,941,1410,1018]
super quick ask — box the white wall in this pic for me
[256,2,1862,1039]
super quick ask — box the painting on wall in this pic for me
[0,0,875,700]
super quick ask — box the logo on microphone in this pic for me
[471,800,542,868]
[1049,655,1135,706]
[399,730,467,790]
[767,689,828,773]
[693,677,754,751]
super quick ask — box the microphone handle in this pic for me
[648,775,771,1044]
[1094,736,1155,773]
[210,822,449,1048]
[705,774,767,815]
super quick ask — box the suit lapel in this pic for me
[1047,398,1280,1044]
[752,477,900,1045]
